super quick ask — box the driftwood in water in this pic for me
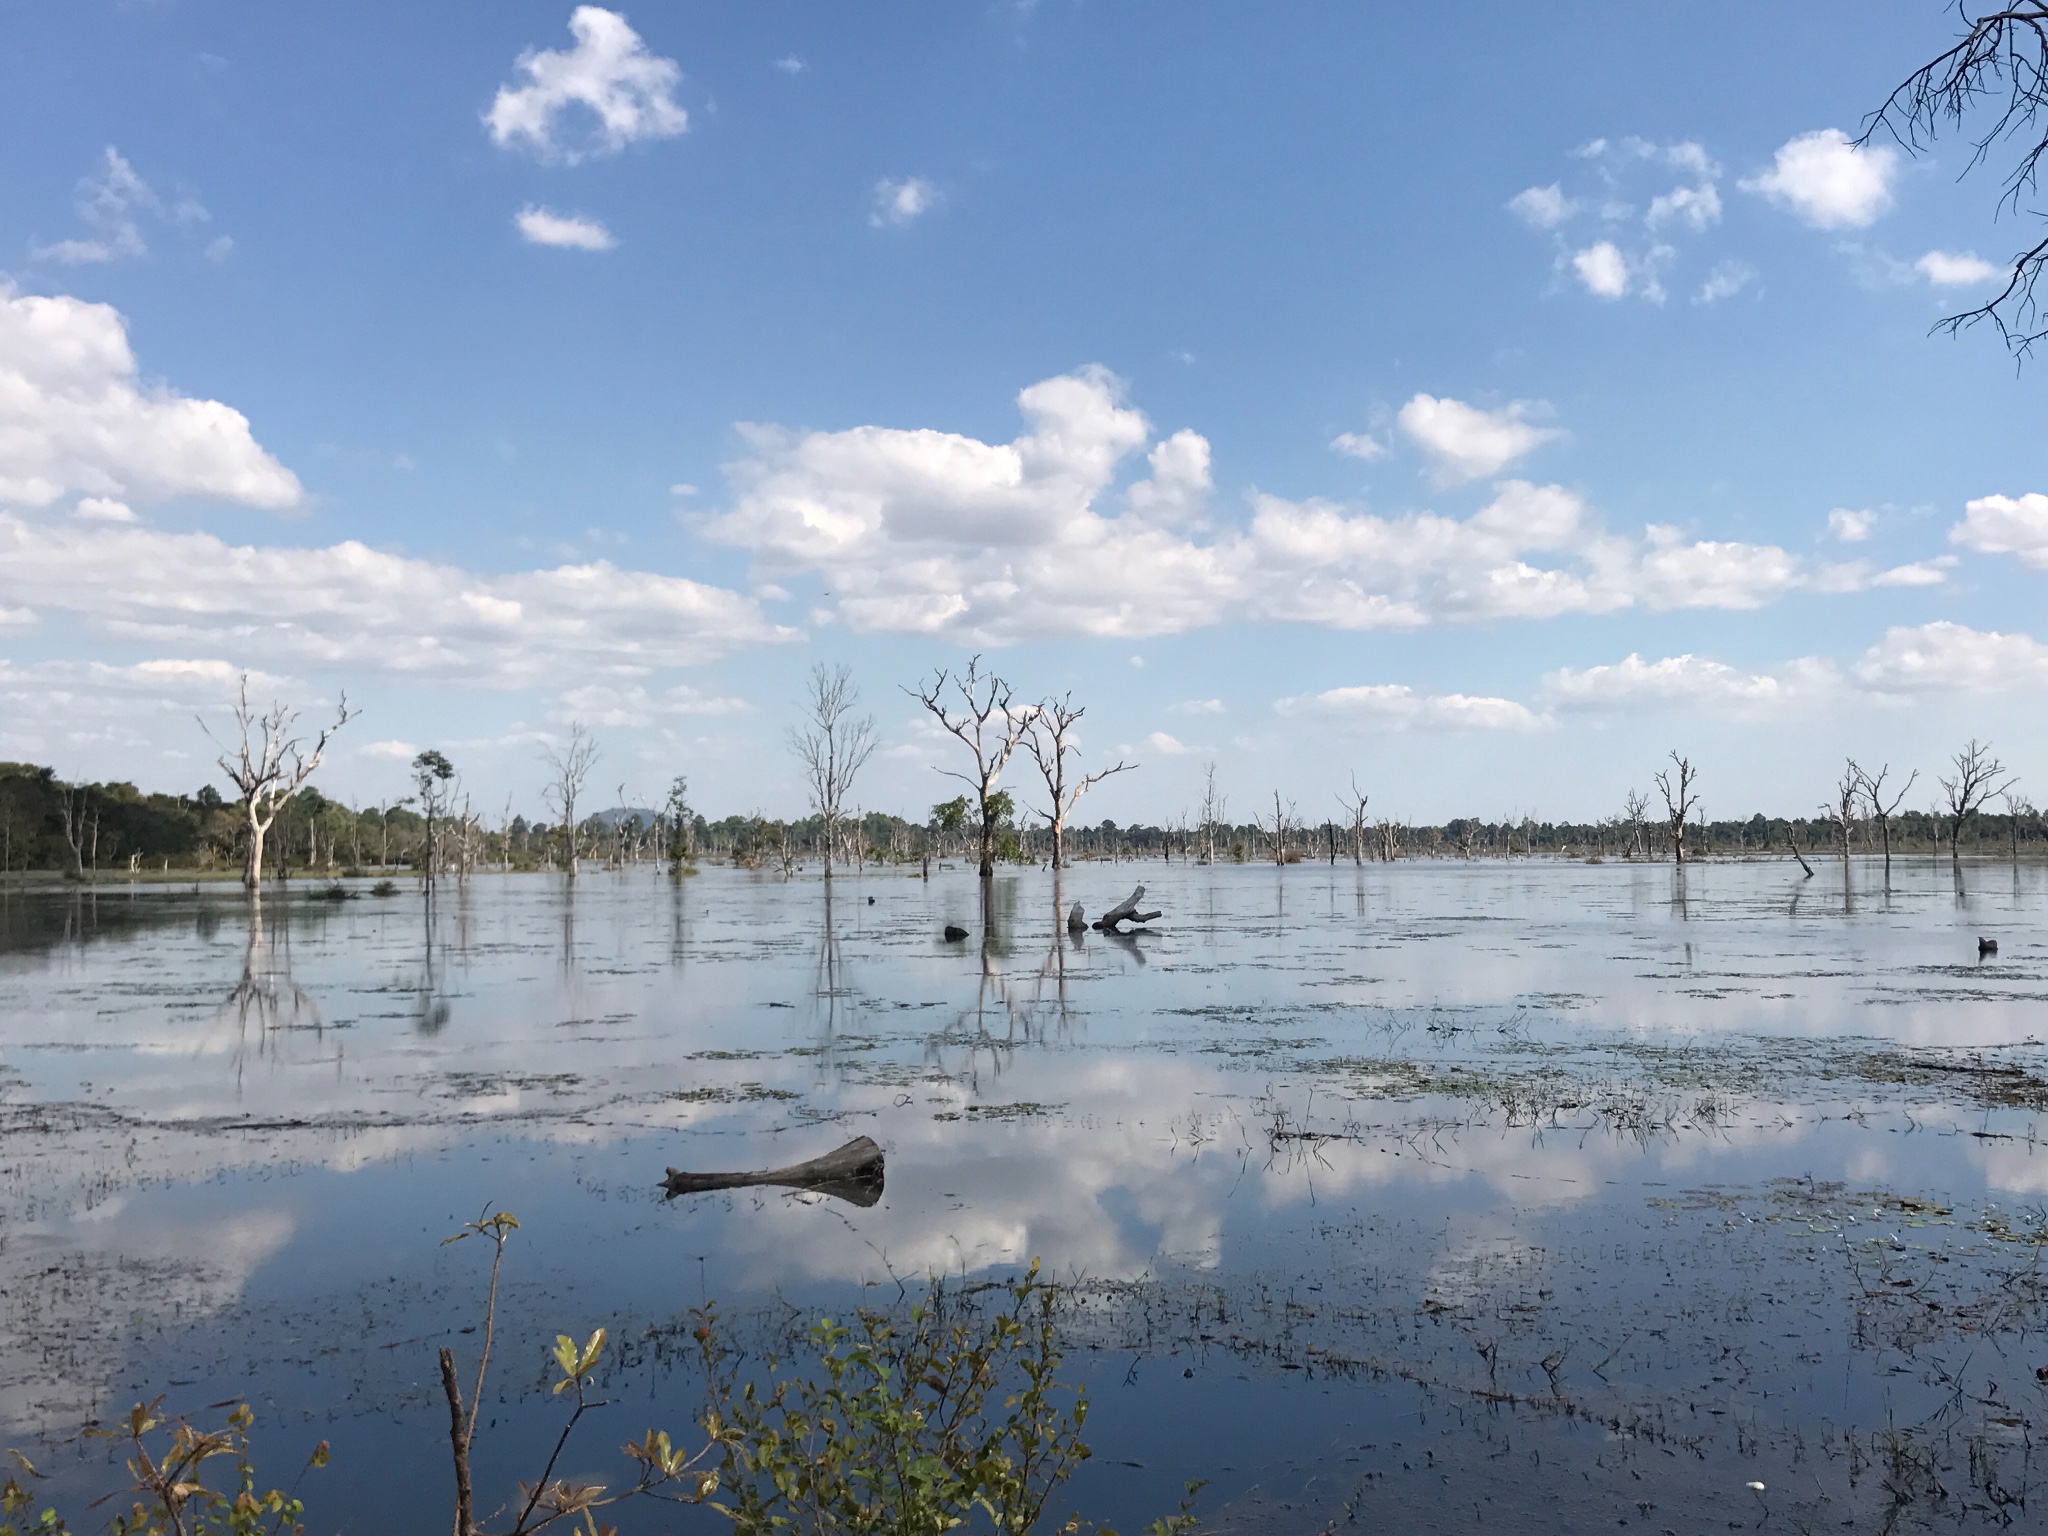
[1092,884,1161,931]
[1067,902,1086,933]
[662,1134,885,1207]
[1783,837,1814,878]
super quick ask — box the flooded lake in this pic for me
[3,859,2046,1533]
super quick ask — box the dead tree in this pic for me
[1337,774,1369,864]
[2000,786,2033,871]
[1025,693,1133,870]
[790,663,877,878]
[56,780,91,878]
[204,675,355,889]
[541,724,600,880]
[1622,789,1651,860]
[1821,760,1861,873]
[1851,760,1917,888]
[1263,791,1297,865]
[1863,6,2048,358]
[1938,739,2011,874]
[906,656,1039,878]
[1199,763,1226,865]
[1652,753,1699,866]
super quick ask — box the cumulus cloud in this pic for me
[554,681,753,727]
[1170,698,1225,715]
[1854,621,2048,692]
[1646,182,1721,232]
[1695,258,1757,303]
[0,285,301,511]
[31,148,211,266]
[699,369,1871,645]
[0,515,794,687]
[1396,394,1559,483]
[871,176,937,227]
[1508,183,1573,229]
[0,656,295,759]
[1572,240,1631,298]
[1951,492,2048,568]
[774,56,806,74]
[514,205,617,250]
[360,739,419,761]
[1140,730,1196,755]
[1741,129,1896,229]
[74,496,137,523]
[485,7,687,163]
[1276,684,1545,733]
[1916,250,2002,286]
[1329,430,1387,461]
[1544,651,1834,714]
[1827,507,1873,542]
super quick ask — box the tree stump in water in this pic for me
[662,1135,885,1207]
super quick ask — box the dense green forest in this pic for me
[3,759,2044,877]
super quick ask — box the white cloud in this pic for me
[1170,698,1225,715]
[871,176,937,228]
[1952,491,2048,569]
[1329,430,1387,461]
[0,656,297,759]
[699,369,1856,644]
[0,514,794,687]
[1916,250,2002,287]
[74,496,137,523]
[1867,557,1953,586]
[1646,182,1721,232]
[0,606,35,627]
[774,56,806,74]
[1543,651,1833,714]
[0,285,302,511]
[1508,183,1573,229]
[31,148,209,266]
[1663,141,1719,179]
[514,205,617,251]
[360,739,419,761]
[1854,621,2048,692]
[1141,730,1195,755]
[1695,259,1757,303]
[485,6,687,164]
[1827,506,1873,542]
[1396,394,1559,483]
[1572,241,1630,298]
[553,681,753,727]
[1124,429,1210,524]
[1276,684,1545,733]
[1741,129,1896,229]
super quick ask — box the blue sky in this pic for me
[3,1,2046,826]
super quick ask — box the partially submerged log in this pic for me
[1067,902,1086,933]
[662,1134,885,1207]
[1092,884,1162,932]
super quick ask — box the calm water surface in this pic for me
[2,859,2046,1533]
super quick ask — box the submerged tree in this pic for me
[1820,760,1861,874]
[1652,753,1700,866]
[1851,759,1917,888]
[1025,693,1133,870]
[906,657,1039,878]
[412,749,455,891]
[790,664,878,878]
[664,774,694,872]
[204,676,356,889]
[1938,738,2011,873]
[1199,762,1227,865]
[541,724,600,879]
[1864,5,2048,358]
[1337,774,1369,864]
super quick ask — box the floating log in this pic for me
[1092,884,1162,931]
[662,1135,885,1207]
[943,924,969,941]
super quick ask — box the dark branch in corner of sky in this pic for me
[1862,3,2048,359]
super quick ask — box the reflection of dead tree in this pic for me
[541,723,600,880]
[1025,693,1133,870]
[790,664,877,879]
[1851,759,1916,888]
[222,902,321,1056]
[1938,739,2011,876]
[1336,774,1368,864]
[204,676,355,889]
[1652,753,1699,865]
[906,656,1039,878]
